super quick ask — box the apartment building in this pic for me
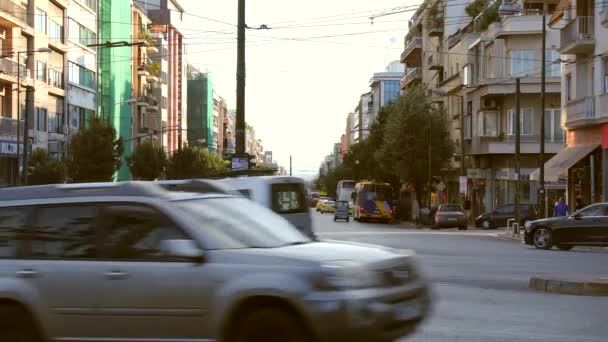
[0,0,69,186]
[535,0,608,206]
[132,4,161,149]
[401,0,565,216]
[223,109,236,156]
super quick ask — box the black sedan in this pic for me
[523,203,608,250]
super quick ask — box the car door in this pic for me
[15,204,108,340]
[561,204,605,244]
[96,203,213,340]
[584,204,608,245]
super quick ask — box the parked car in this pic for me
[433,204,467,230]
[320,200,336,213]
[475,204,539,229]
[523,203,608,250]
[0,182,431,342]
[214,176,314,239]
[334,200,350,222]
[316,199,326,212]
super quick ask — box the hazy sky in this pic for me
[181,0,418,176]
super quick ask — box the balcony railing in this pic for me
[0,58,20,78]
[0,117,24,136]
[559,16,595,54]
[0,0,28,25]
[404,67,422,87]
[400,36,422,63]
[566,96,595,123]
[427,51,444,70]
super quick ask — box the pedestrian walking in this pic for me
[574,196,585,212]
[554,197,569,217]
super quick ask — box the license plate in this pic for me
[395,301,422,321]
[448,218,457,222]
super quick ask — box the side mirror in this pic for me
[161,239,205,263]
[572,213,582,220]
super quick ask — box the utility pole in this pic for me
[539,11,547,218]
[235,0,246,157]
[515,78,521,231]
[428,115,432,208]
[460,96,465,207]
[290,155,292,176]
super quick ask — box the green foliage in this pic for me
[426,2,444,31]
[475,2,500,32]
[166,146,227,179]
[127,140,167,180]
[66,116,124,183]
[465,0,485,18]
[28,148,66,185]
[377,86,454,205]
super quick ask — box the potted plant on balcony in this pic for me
[148,62,161,76]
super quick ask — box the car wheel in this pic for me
[482,220,491,230]
[458,225,467,230]
[557,244,574,251]
[533,227,553,250]
[0,304,42,342]
[230,308,309,342]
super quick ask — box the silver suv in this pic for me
[0,182,430,342]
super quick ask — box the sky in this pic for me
[181,0,419,178]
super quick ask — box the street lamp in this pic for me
[499,3,547,218]
[18,47,52,185]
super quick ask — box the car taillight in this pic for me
[436,212,444,216]
[390,207,394,216]
[360,207,364,214]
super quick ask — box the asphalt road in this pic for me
[312,210,608,342]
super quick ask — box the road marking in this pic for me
[319,231,498,237]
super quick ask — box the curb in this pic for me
[529,276,608,296]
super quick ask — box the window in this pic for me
[272,183,307,214]
[79,0,97,11]
[545,109,564,142]
[602,58,608,94]
[383,80,400,105]
[478,111,499,137]
[545,50,561,77]
[577,204,607,217]
[69,105,93,128]
[36,108,47,132]
[495,205,514,214]
[464,115,472,139]
[507,108,534,136]
[160,71,167,84]
[68,62,95,89]
[69,19,96,46]
[102,205,188,261]
[49,112,64,134]
[49,20,62,42]
[29,206,98,259]
[510,50,534,76]
[161,96,168,109]
[0,207,29,258]
[463,64,473,86]
[49,68,63,88]
[36,60,47,81]
[35,8,47,34]
[566,74,572,100]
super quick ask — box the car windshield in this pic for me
[175,197,311,249]
[440,205,462,212]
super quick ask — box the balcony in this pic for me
[427,51,444,71]
[0,58,21,82]
[493,13,543,38]
[565,96,596,126]
[401,67,421,89]
[0,0,32,30]
[428,19,443,37]
[0,117,24,136]
[559,16,595,54]
[601,8,608,28]
[400,36,422,64]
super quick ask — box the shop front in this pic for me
[0,140,22,187]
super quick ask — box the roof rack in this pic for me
[0,182,169,202]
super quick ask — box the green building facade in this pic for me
[187,73,213,151]
[99,0,133,181]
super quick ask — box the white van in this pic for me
[216,176,314,238]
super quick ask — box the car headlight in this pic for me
[315,261,382,290]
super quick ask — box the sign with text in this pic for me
[231,157,248,171]
[459,176,467,194]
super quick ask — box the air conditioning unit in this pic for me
[482,98,497,109]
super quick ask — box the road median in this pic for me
[529,276,608,296]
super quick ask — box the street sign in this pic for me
[459,176,467,194]
[436,181,446,192]
[231,157,248,171]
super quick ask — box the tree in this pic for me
[166,146,227,179]
[127,140,167,180]
[66,116,124,183]
[28,148,66,185]
[465,0,485,18]
[378,86,454,207]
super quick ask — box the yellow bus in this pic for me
[352,180,393,224]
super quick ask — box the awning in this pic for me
[530,144,599,182]
[549,0,570,26]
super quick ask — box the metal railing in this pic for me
[0,0,28,24]
[405,67,422,84]
[567,96,595,122]
[0,117,24,136]
[561,16,594,45]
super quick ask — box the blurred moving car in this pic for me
[433,204,467,230]
[320,200,336,213]
[523,203,608,250]
[0,182,431,342]
[475,204,539,229]
[316,198,327,212]
[334,200,350,222]
[214,176,314,239]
